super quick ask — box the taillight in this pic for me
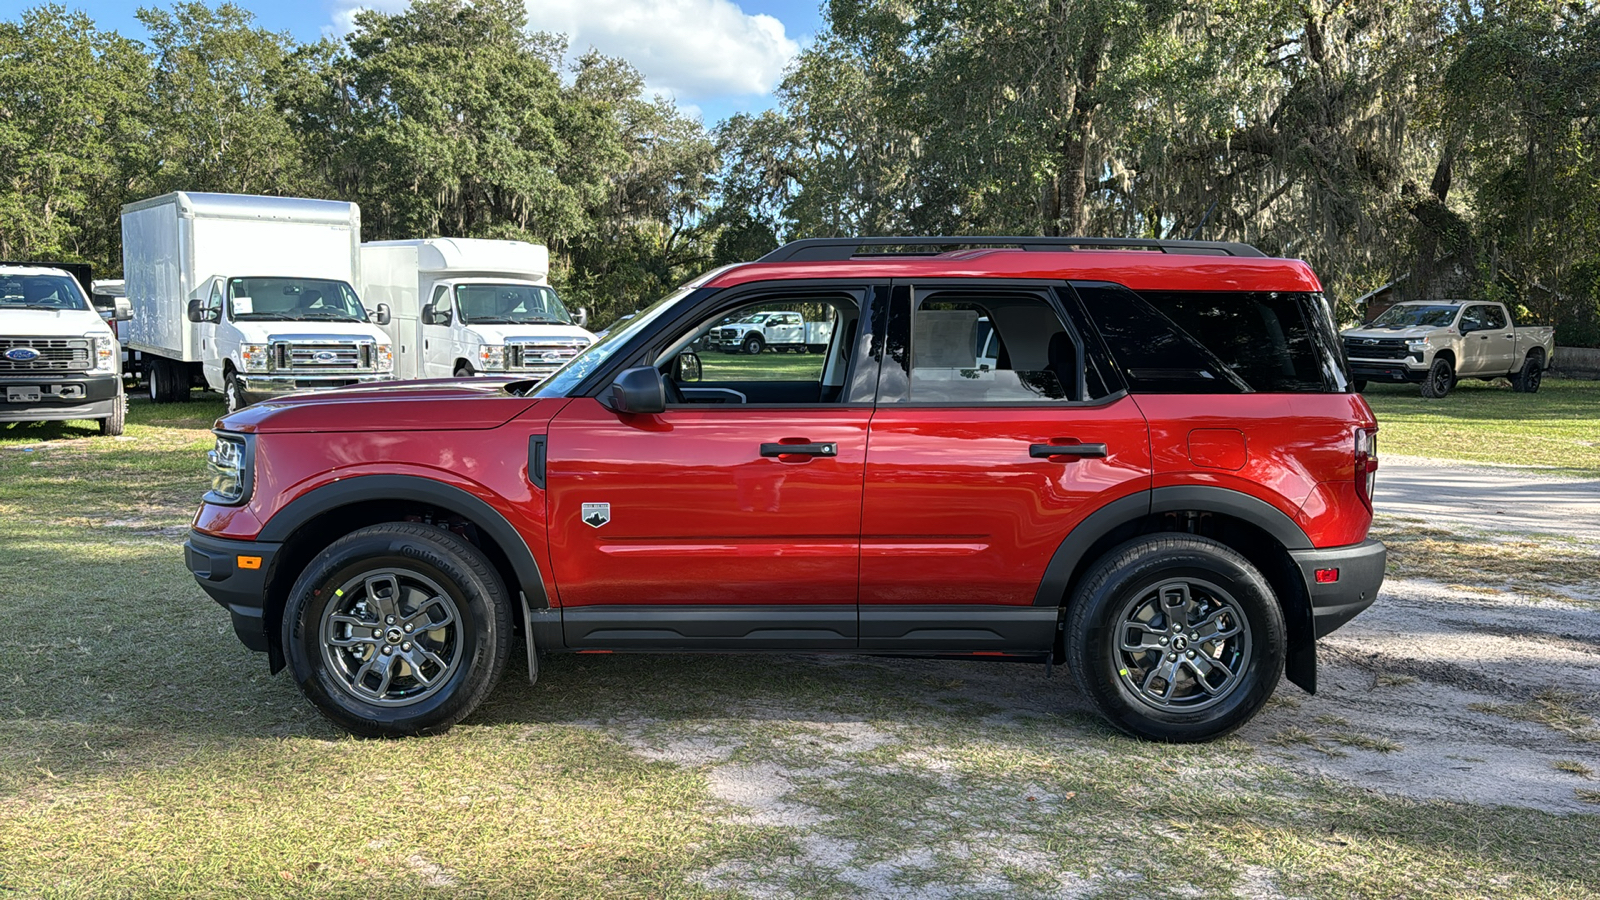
[1354,426,1378,508]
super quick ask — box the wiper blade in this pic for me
[299,312,360,320]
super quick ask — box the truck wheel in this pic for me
[1511,356,1543,394]
[1351,379,1368,392]
[454,363,474,378]
[743,335,765,355]
[146,358,169,403]
[98,392,125,436]
[1420,358,1454,399]
[282,523,512,738]
[1065,534,1285,743]
[223,371,247,414]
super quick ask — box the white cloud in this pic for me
[329,0,799,103]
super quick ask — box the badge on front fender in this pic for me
[581,502,610,528]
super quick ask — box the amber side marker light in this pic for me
[1315,568,1339,584]
[237,556,262,570]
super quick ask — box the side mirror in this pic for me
[187,297,205,323]
[574,306,589,328]
[674,351,702,383]
[422,303,450,326]
[605,366,665,414]
[374,302,391,327]
[113,297,132,322]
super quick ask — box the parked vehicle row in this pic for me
[1341,300,1555,398]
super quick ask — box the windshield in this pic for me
[455,283,571,325]
[742,312,771,324]
[1370,304,1459,328]
[531,287,692,397]
[0,274,89,311]
[229,277,368,322]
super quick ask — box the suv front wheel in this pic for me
[282,523,512,737]
[1065,534,1285,742]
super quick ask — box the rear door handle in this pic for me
[1030,442,1107,459]
[761,442,837,457]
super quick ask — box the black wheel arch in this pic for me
[1034,485,1319,693]
[256,475,549,673]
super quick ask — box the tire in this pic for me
[146,357,170,403]
[1511,355,1543,394]
[281,523,513,737]
[1419,357,1454,399]
[98,391,125,436]
[454,363,473,378]
[1351,379,1368,392]
[742,335,764,355]
[1065,534,1286,743]
[223,370,246,414]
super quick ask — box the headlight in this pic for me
[1406,339,1430,352]
[239,343,270,373]
[376,343,394,372]
[478,344,505,372]
[204,432,252,505]
[86,333,116,374]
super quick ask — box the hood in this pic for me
[0,308,114,339]
[229,320,389,342]
[1340,324,1440,340]
[464,323,596,344]
[218,377,566,434]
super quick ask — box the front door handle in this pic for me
[761,442,837,457]
[1030,442,1108,460]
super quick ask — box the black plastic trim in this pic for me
[184,529,281,653]
[1150,486,1313,550]
[1290,538,1386,638]
[528,435,546,489]
[757,236,1267,262]
[562,605,858,649]
[1031,492,1152,607]
[858,605,1058,652]
[257,474,549,608]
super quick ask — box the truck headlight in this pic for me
[239,343,271,373]
[205,432,252,505]
[478,344,505,372]
[1406,339,1430,352]
[376,343,394,372]
[86,333,117,374]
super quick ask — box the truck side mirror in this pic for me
[187,297,205,323]
[422,303,451,326]
[605,366,666,415]
[113,297,132,322]
[574,306,589,328]
[674,351,702,383]
[374,303,391,327]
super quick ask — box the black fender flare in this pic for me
[259,474,549,608]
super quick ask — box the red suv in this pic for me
[186,237,1384,742]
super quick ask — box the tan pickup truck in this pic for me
[1341,301,1555,398]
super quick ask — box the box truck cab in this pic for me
[360,238,595,381]
[123,192,394,411]
[0,263,128,435]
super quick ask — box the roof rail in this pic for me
[755,236,1266,263]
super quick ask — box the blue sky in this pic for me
[0,0,828,124]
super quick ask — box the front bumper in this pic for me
[1348,358,1427,383]
[1289,538,1386,638]
[0,371,120,423]
[185,529,281,652]
[239,372,393,403]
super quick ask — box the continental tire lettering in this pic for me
[397,541,452,572]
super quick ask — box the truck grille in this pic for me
[717,327,741,342]
[0,338,90,372]
[272,340,374,373]
[507,339,588,373]
[1343,337,1411,360]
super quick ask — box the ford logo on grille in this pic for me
[314,351,337,362]
[541,351,565,362]
[4,347,41,362]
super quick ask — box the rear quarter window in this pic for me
[1073,282,1340,393]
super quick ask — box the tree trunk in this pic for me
[1058,22,1106,236]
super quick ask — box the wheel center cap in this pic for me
[386,628,403,644]
[1172,636,1188,651]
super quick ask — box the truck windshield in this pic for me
[0,274,89,311]
[455,284,571,325]
[229,278,369,322]
[530,287,690,397]
[1370,304,1459,328]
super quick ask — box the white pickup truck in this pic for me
[711,310,833,354]
[1341,300,1555,398]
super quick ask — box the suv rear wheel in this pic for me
[1065,534,1285,742]
[282,523,512,737]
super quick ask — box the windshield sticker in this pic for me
[232,296,253,315]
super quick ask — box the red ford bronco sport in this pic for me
[186,237,1384,742]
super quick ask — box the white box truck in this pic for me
[122,192,395,411]
[360,238,595,381]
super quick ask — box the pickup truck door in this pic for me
[766,312,804,346]
[1478,304,1516,374]
[856,282,1152,655]
[544,287,881,651]
[1457,304,1498,375]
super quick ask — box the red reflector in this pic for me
[1315,568,1340,584]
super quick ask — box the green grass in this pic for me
[3,397,1600,897]
[1362,377,1600,473]
[691,348,825,382]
